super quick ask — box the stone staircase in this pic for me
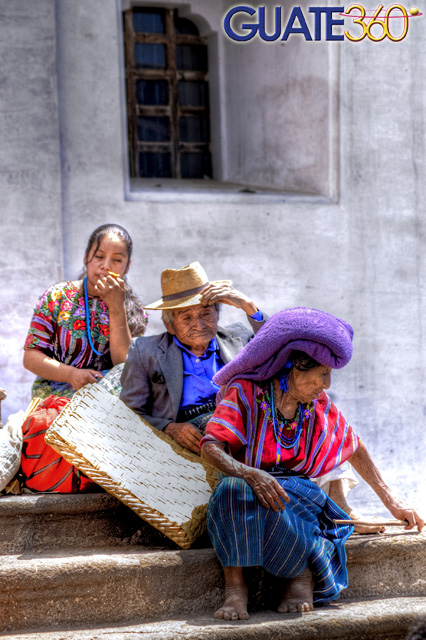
[0,493,425,640]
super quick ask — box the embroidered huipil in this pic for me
[24,281,113,398]
[201,378,360,477]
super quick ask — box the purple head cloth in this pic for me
[214,307,354,390]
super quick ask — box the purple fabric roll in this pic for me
[214,307,353,389]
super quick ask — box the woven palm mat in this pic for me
[45,384,219,549]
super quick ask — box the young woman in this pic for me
[21,223,148,492]
[23,223,147,399]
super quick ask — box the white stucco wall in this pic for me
[0,0,425,517]
[0,0,63,422]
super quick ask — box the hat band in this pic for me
[162,282,209,302]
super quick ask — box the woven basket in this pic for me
[45,384,219,549]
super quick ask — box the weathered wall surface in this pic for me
[0,0,425,517]
[0,1,63,422]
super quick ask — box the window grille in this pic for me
[123,7,212,179]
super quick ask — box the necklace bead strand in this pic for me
[83,277,103,357]
[267,381,314,465]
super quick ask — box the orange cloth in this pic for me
[21,395,96,493]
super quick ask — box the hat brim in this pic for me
[144,280,232,310]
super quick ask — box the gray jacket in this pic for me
[120,316,265,431]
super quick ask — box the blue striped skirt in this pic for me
[207,475,354,605]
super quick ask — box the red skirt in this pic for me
[21,395,96,493]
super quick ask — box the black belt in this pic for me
[267,465,309,479]
[177,400,216,435]
[177,399,216,422]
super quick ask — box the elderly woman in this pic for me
[200,307,424,620]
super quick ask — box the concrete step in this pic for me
[1,597,426,640]
[0,493,191,553]
[1,530,425,634]
[344,529,426,600]
[0,548,222,633]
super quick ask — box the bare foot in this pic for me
[328,480,385,534]
[278,567,314,613]
[214,567,249,621]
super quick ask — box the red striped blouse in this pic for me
[201,379,360,477]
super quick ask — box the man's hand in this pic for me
[242,467,290,512]
[200,283,258,317]
[164,422,202,454]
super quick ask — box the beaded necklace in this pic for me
[83,277,103,356]
[268,381,314,465]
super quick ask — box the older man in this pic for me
[120,262,266,454]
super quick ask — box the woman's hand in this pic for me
[200,283,258,317]
[95,274,131,366]
[242,467,290,512]
[384,497,424,531]
[94,275,126,312]
[23,350,103,391]
[69,368,103,391]
[349,442,424,532]
[201,442,289,512]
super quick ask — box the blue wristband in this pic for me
[250,309,263,321]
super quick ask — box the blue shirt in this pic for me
[174,336,224,409]
[174,309,264,409]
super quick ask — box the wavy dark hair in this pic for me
[79,223,147,337]
[290,350,321,371]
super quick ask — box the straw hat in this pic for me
[144,262,232,310]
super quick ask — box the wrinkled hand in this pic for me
[94,275,126,312]
[243,468,290,512]
[69,368,102,391]
[164,422,202,455]
[387,500,424,531]
[200,283,257,316]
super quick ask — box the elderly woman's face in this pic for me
[289,365,331,403]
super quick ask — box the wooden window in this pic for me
[123,7,212,179]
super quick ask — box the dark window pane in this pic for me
[174,15,199,35]
[136,79,168,105]
[181,152,212,179]
[139,152,171,178]
[179,116,210,143]
[133,8,165,33]
[137,116,169,142]
[135,43,166,69]
[178,81,208,107]
[176,44,207,71]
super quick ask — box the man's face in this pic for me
[167,304,219,354]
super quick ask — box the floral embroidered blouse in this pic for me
[24,281,114,398]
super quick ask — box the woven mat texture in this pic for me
[45,384,218,548]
